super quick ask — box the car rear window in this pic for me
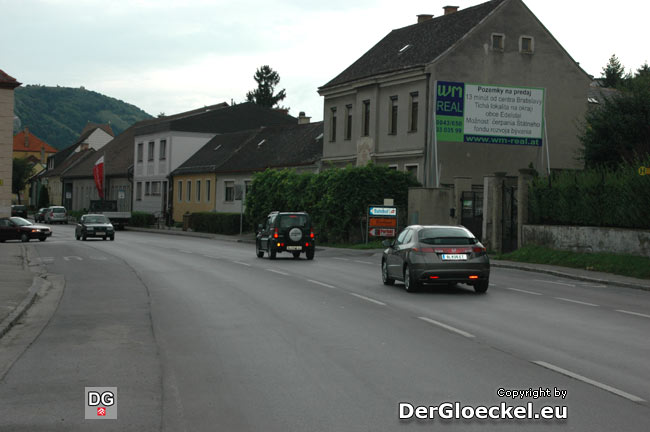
[278,214,309,229]
[13,205,26,210]
[418,227,477,245]
[53,207,65,213]
[86,216,108,224]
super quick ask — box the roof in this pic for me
[13,129,58,153]
[134,102,297,136]
[320,0,507,90]
[0,69,21,89]
[173,122,324,176]
[42,148,95,178]
[80,122,115,138]
[588,81,620,105]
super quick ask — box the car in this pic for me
[34,208,48,223]
[45,206,67,224]
[256,211,315,260]
[75,214,115,241]
[381,225,490,293]
[11,205,27,218]
[0,217,52,242]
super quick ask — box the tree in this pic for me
[245,65,287,109]
[12,158,33,204]
[37,184,50,209]
[601,54,626,88]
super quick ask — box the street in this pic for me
[1,225,649,431]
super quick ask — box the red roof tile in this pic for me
[0,69,21,89]
[13,128,58,153]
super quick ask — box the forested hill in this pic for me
[14,85,153,149]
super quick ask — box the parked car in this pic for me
[34,208,48,223]
[45,206,67,224]
[381,225,490,293]
[11,205,27,218]
[256,211,315,260]
[75,214,115,241]
[0,217,52,242]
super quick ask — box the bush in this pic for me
[129,211,156,227]
[190,212,247,234]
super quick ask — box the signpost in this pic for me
[367,205,398,243]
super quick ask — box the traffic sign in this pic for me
[369,217,397,227]
[369,228,396,237]
[369,206,397,216]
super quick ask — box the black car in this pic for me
[256,211,315,260]
[11,205,27,218]
[34,208,48,223]
[75,214,115,241]
[381,225,490,293]
[0,217,52,242]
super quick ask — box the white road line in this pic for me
[203,254,221,259]
[349,293,386,306]
[507,287,543,296]
[533,361,645,403]
[333,258,348,261]
[616,309,650,319]
[265,269,289,276]
[554,297,599,307]
[418,317,475,338]
[307,279,337,289]
[353,260,374,265]
[533,279,575,287]
[178,249,193,254]
[233,261,251,267]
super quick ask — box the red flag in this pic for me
[93,156,105,199]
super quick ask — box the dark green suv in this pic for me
[256,211,315,260]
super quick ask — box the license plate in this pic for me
[441,254,467,260]
[286,246,302,251]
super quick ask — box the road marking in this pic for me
[418,317,475,338]
[265,269,289,276]
[533,361,645,403]
[39,257,54,263]
[349,293,386,306]
[616,309,650,319]
[203,254,221,259]
[507,287,543,296]
[533,279,575,287]
[232,261,251,267]
[554,297,599,307]
[489,283,497,287]
[63,256,82,261]
[90,256,108,261]
[333,258,348,261]
[307,279,337,289]
[178,249,193,254]
[353,260,374,265]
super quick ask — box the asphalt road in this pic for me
[0,225,648,431]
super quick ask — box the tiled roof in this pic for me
[320,0,507,90]
[13,129,58,153]
[173,122,323,175]
[42,148,95,178]
[80,122,115,138]
[0,69,21,89]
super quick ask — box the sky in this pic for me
[1,0,648,122]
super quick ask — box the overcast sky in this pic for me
[1,0,648,122]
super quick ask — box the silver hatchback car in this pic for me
[381,225,490,293]
[45,206,68,224]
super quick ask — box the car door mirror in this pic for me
[382,239,394,248]
[257,224,263,232]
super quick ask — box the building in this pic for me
[171,121,323,221]
[318,0,591,187]
[13,128,57,205]
[133,102,297,217]
[0,69,20,215]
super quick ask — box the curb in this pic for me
[0,276,48,340]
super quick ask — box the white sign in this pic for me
[369,207,397,216]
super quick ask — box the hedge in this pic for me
[528,159,650,229]
[190,212,248,235]
[130,211,157,227]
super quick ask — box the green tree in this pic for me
[12,158,33,204]
[37,184,50,209]
[601,54,626,88]
[245,65,287,109]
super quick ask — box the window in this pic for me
[159,139,167,160]
[152,181,161,196]
[491,33,505,51]
[388,164,398,170]
[186,181,192,202]
[330,107,337,142]
[363,100,370,136]
[389,96,398,135]
[225,181,235,202]
[148,141,155,161]
[206,179,211,202]
[344,105,352,140]
[405,164,418,181]
[196,180,201,202]
[520,36,534,54]
[178,180,183,202]
[136,182,142,200]
[137,143,143,162]
[409,92,419,132]
[145,181,151,196]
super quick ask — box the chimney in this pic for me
[24,127,29,148]
[443,5,459,15]
[41,146,45,163]
[298,111,311,125]
[417,14,433,23]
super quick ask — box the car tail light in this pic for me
[429,276,439,279]
[310,229,314,239]
[273,228,279,239]
[412,247,435,252]
[305,242,310,247]
[469,275,479,279]
[472,246,487,256]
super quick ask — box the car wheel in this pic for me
[382,260,395,285]
[39,237,46,242]
[292,252,300,259]
[110,236,115,241]
[474,279,489,294]
[256,241,264,258]
[269,247,277,260]
[306,248,315,260]
[102,237,107,241]
[82,235,87,241]
[404,265,418,292]
[20,233,29,243]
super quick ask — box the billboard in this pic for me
[435,81,545,146]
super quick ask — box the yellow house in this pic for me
[170,172,218,221]
[13,128,57,203]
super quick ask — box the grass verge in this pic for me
[494,245,650,280]
[321,240,385,250]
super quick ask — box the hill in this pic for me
[13,85,153,149]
